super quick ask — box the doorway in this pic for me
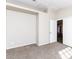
[57,20,63,43]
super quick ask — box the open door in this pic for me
[57,20,63,43]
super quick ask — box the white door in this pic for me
[49,20,57,43]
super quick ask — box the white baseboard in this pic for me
[6,42,36,50]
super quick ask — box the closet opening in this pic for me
[57,20,63,43]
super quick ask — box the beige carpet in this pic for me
[6,42,72,59]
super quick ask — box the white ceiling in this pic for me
[7,0,72,11]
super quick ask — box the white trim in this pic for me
[6,3,46,14]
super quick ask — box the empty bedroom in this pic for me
[6,0,72,59]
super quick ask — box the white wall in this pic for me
[6,10,37,49]
[38,13,50,46]
[48,9,57,43]
[56,7,72,47]
[48,8,56,20]
[56,7,72,19]
[6,6,72,49]
[63,17,72,47]
[37,9,57,46]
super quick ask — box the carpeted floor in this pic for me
[6,42,72,59]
